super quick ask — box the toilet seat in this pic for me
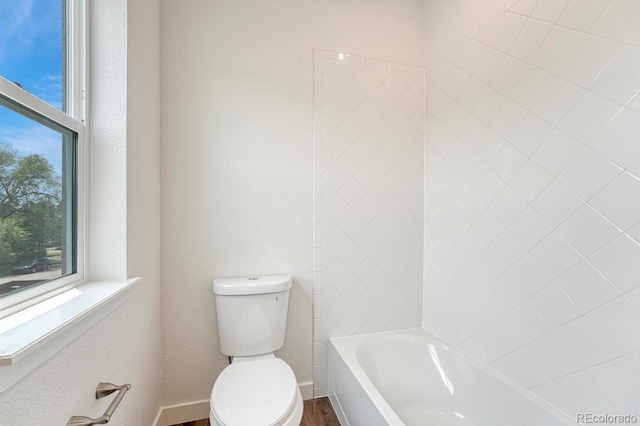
[211,357,299,426]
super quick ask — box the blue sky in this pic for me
[0,0,63,175]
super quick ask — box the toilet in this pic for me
[210,275,303,426]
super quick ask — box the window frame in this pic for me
[0,0,87,319]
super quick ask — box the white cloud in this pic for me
[0,121,64,176]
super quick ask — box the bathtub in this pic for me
[328,328,574,426]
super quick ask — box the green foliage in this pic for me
[0,144,61,268]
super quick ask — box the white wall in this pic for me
[0,0,162,424]
[424,0,640,418]
[159,0,425,406]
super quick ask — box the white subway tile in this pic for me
[530,382,573,415]
[531,77,584,125]
[489,13,528,53]
[531,129,584,177]
[473,168,506,206]
[509,112,554,156]
[557,205,621,257]
[557,0,613,32]
[531,282,582,328]
[557,261,621,312]
[492,345,551,388]
[558,91,622,144]
[590,296,640,354]
[590,108,640,169]
[590,234,640,293]
[474,87,507,125]
[509,253,554,296]
[587,357,640,414]
[510,66,554,109]
[323,292,350,322]
[558,34,622,88]
[591,0,640,43]
[591,172,640,231]
[489,143,528,182]
[555,371,617,414]
[531,26,584,74]
[490,99,528,138]
[475,16,502,45]
[508,300,551,342]
[509,19,554,63]
[473,128,506,164]
[510,206,554,250]
[490,56,528,97]
[558,148,622,200]
[490,186,528,225]
[459,40,487,75]
[508,159,554,203]
[490,229,528,268]
[591,45,640,105]
[489,271,527,309]
[531,180,583,227]
[473,48,506,85]
[459,77,487,112]
[628,352,640,376]
[509,0,539,16]
[531,232,583,278]
[530,332,581,379]
[556,316,621,368]
[530,0,572,23]
[338,276,366,305]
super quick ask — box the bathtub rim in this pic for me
[329,327,575,425]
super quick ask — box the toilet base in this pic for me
[210,387,303,426]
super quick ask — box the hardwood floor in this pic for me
[300,397,341,426]
[170,397,341,426]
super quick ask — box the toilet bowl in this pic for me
[210,275,302,426]
[210,355,303,426]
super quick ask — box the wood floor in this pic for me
[171,397,341,426]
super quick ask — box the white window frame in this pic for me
[0,0,87,319]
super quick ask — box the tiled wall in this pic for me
[423,0,640,418]
[313,50,424,396]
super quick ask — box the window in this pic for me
[0,0,86,317]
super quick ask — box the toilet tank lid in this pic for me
[213,275,292,295]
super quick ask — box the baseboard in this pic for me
[154,382,314,425]
[299,381,314,400]
[153,399,210,426]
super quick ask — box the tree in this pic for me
[0,144,61,272]
[0,145,60,220]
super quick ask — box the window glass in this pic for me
[0,1,81,304]
[0,97,76,298]
[0,1,65,110]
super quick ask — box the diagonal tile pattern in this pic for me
[312,50,424,397]
[424,0,640,419]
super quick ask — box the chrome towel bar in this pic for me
[67,383,131,426]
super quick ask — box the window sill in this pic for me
[0,278,139,393]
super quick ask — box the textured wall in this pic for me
[313,50,424,396]
[0,0,162,425]
[423,0,640,418]
[159,0,425,406]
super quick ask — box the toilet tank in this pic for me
[213,275,292,357]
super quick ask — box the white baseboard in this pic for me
[153,399,210,426]
[154,382,314,425]
[299,381,314,400]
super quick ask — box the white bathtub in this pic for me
[328,328,574,426]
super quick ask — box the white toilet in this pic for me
[210,275,303,426]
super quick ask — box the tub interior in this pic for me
[330,329,573,426]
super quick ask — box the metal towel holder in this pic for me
[67,383,131,426]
